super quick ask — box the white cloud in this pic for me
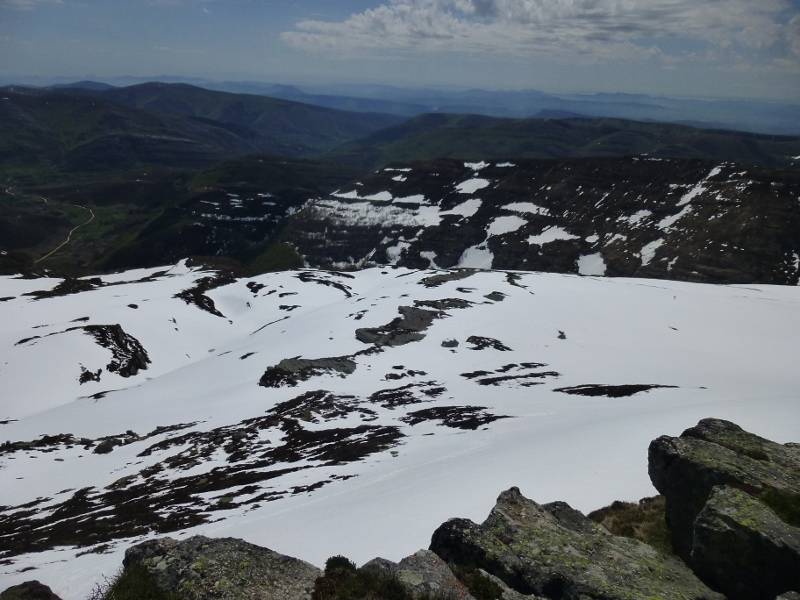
[281,0,799,67]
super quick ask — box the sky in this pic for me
[1,0,799,100]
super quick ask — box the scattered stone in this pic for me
[441,339,459,348]
[123,536,321,600]
[430,487,723,600]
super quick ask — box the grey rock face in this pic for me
[649,418,800,600]
[123,536,322,600]
[356,306,440,347]
[362,549,475,599]
[259,355,357,387]
[429,487,722,600]
[0,581,61,600]
[691,485,800,600]
[648,418,800,559]
[0,582,62,600]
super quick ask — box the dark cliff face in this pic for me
[288,157,800,285]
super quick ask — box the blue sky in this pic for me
[1,0,799,100]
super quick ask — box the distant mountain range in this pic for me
[14,76,799,135]
[0,83,401,177]
[326,113,800,170]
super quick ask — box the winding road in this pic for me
[34,203,95,264]
[4,186,95,264]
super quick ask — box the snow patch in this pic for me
[658,205,693,230]
[487,215,527,237]
[502,202,550,216]
[441,199,482,219]
[457,243,494,269]
[578,253,607,276]
[640,239,665,266]
[528,227,579,246]
[625,210,652,226]
[455,178,490,195]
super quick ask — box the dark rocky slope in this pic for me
[289,157,800,284]
[7,419,796,600]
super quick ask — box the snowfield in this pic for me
[1,262,799,598]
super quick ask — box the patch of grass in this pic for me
[87,566,181,600]
[246,242,305,274]
[588,495,673,555]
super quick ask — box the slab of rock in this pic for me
[123,536,321,600]
[430,487,722,600]
[691,485,800,600]
[0,582,62,600]
[362,549,475,599]
[648,418,800,560]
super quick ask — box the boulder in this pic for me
[0,582,62,600]
[362,549,474,599]
[649,418,800,561]
[429,487,722,600]
[123,536,321,600]
[690,485,800,600]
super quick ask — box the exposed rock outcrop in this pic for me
[123,536,321,600]
[362,550,474,599]
[429,487,722,600]
[691,485,800,600]
[19,418,798,600]
[0,582,62,600]
[649,418,800,599]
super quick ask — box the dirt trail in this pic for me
[35,203,95,264]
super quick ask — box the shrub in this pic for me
[86,566,180,600]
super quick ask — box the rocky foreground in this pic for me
[3,418,797,600]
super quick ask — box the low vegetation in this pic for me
[588,495,673,555]
[87,566,180,600]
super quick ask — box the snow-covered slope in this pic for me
[1,262,799,598]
